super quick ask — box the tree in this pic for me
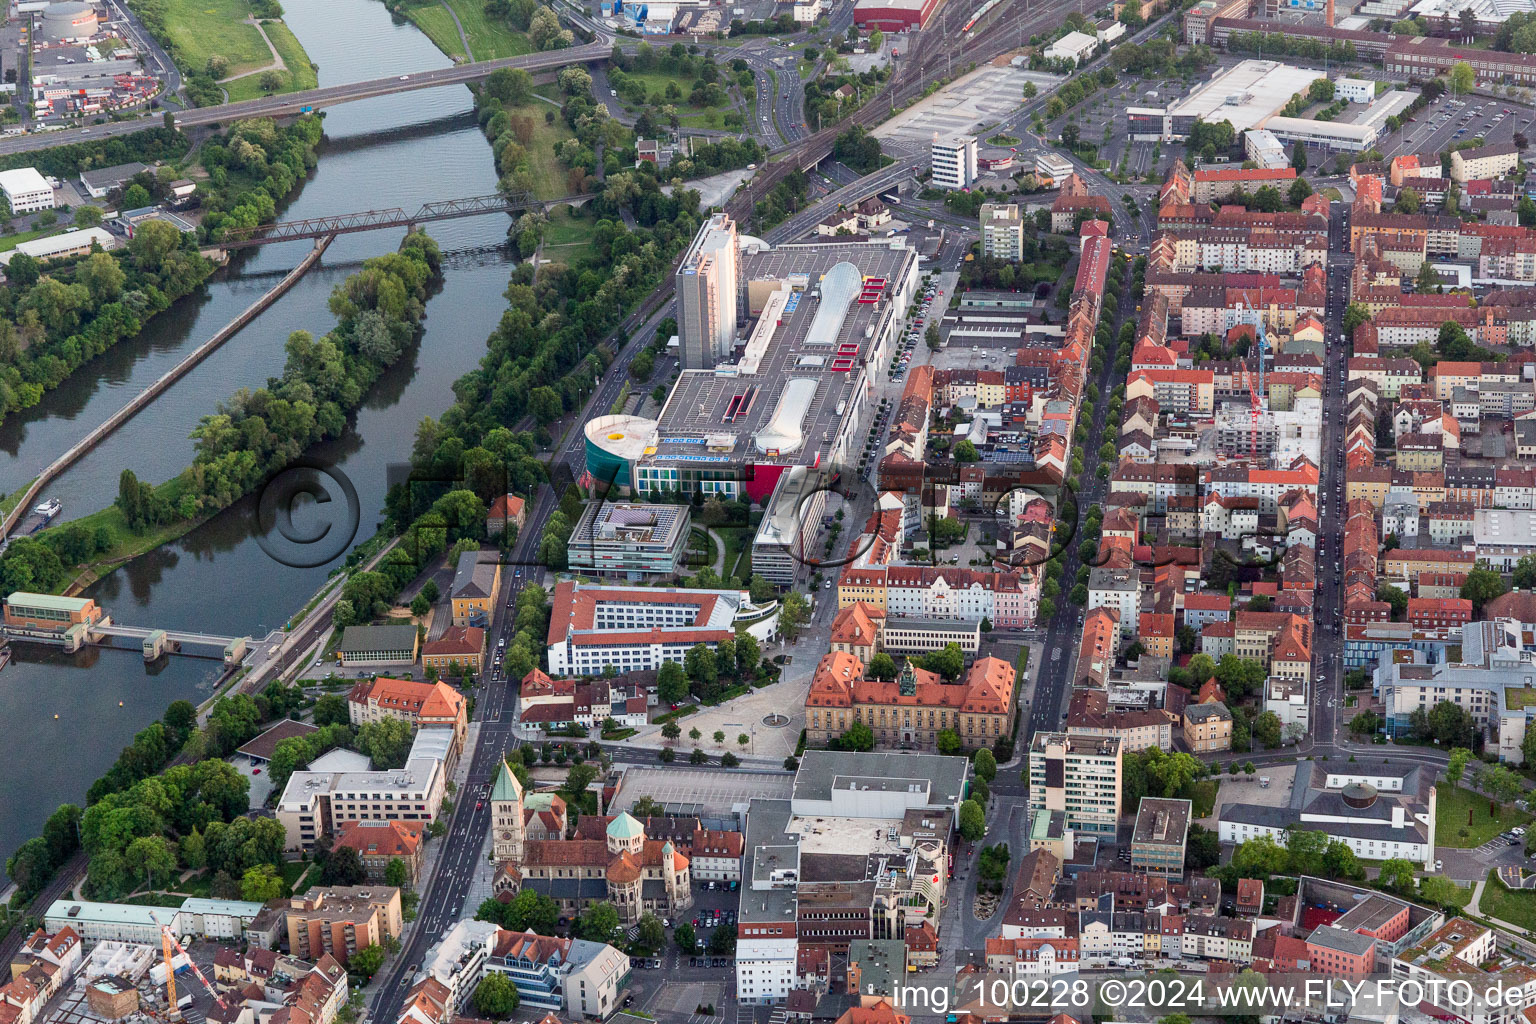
[1462,564,1509,613]
[1342,302,1372,336]
[579,901,621,942]
[736,632,760,678]
[868,652,897,680]
[313,693,350,727]
[839,721,875,752]
[954,439,979,462]
[1348,710,1381,738]
[958,798,986,842]
[240,863,284,902]
[1447,747,1473,786]
[473,973,520,1018]
[206,53,229,78]
[1288,177,1313,206]
[674,921,698,951]
[1185,824,1221,871]
[1252,711,1283,748]
[350,944,385,979]
[662,721,681,743]
[411,594,430,616]
[385,858,410,889]
[1451,60,1476,95]
[73,204,104,227]
[658,661,688,704]
[1397,186,1422,215]
[320,845,367,886]
[359,717,415,768]
[973,748,997,783]
[936,729,962,756]
[259,69,284,93]
[1479,763,1523,805]
[1378,857,1417,893]
[780,591,810,640]
[637,913,666,950]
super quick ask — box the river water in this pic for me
[0,0,520,872]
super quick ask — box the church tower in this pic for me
[490,759,526,863]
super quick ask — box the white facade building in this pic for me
[0,167,54,213]
[931,135,978,190]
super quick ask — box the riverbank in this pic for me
[2,237,335,550]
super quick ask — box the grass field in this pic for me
[1436,785,1533,848]
[1480,869,1536,929]
[0,228,47,252]
[620,69,733,113]
[399,0,534,61]
[502,101,578,200]
[155,0,281,78]
[221,20,317,102]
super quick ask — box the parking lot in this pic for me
[612,766,793,817]
[1394,93,1535,163]
[872,62,1059,155]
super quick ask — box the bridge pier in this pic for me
[142,629,167,661]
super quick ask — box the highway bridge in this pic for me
[217,190,593,248]
[0,41,614,157]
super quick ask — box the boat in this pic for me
[31,498,60,522]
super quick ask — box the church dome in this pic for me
[607,811,645,841]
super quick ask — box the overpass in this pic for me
[0,41,613,158]
[217,190,593,248]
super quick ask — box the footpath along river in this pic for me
[0,0,523,872]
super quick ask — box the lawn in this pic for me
[399,0,465,60]
[619,69,733,114]
[0,478,37,517]
[152,0,283,78]
[0,228,53,252]
[501,101,577,200]
[398,0,534,61]
[716,525,752,581]
[1480,869,1536,929]
[445,0,534,59]
[221,20,317,101]
[1436,784,1533,848]
[539,204,596,258]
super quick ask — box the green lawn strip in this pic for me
[158,0,274,77]
[1436,785,1533,848]
[541,205,595,248]
[446,0,533,59]
[221,20,317,101]
[1480,869,1536,929]
[0,229,51,252]
[0,477,38,517]
[397,1,466,60]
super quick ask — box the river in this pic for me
[0,0,520,873]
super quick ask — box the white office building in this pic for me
[0,167,55,213]
[931,135,978,190]
[1335,76,1376,103]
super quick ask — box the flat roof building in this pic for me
[637,238,918,509]
[0,226,115,267]
[0,167,54,213]
[980,202,1026,260]
[567,501,692,579]
[677,212,741,370]
[1028,733,1122,836]
[931,135,978,190]
[335,624,419,668]
[1129,797,1191,878]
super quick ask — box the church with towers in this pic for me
[488,761,695,925]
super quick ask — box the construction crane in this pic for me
[151,912,231,1021]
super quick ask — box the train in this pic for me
[962,0,1002,37]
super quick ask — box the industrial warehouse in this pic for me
[582,215,920,586]
[1126,58,1416,151]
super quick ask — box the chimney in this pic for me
[1325,0,1334,26]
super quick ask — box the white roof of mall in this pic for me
[1169,59,1327,133]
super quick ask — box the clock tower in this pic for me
[490,759,526,863]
